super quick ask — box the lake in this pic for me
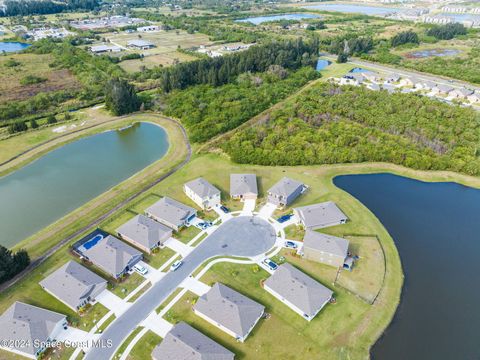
[304,3,401,16]
[236,13,321,25]
[405,48,461,59]
[440,13,480,23]
[0,41,31,53]
[316,58,331,71]
[0,122,169,248]
[334,173,480,360]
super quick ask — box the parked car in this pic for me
[170,260,183,272]
[262,258,278,271]
[220,205,230,214]
[133,263,148,275]
[284,241,297,249]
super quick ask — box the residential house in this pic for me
[116,214,172,254]
[449,87,474,100]
[127,39,155,50]
[362,71,382,83]
[152,321,235,360]
[339,73,365,86]
[230,174,258,200]
[184,178,221,210]
[432,84,454,96]
[385,73,401,84]
[399,77,415,87]
[367,82,381,91]
[267,177,307,208]
[264,263,333,321]
[39,261,107,311]
[293,201,348,230]
[467,91,480,104]
[303,230,350,268]
[145,197,197,231]
[0,302,67,359]
[76,231,143,279]
[421,80,436,91]
[193,283,265,342]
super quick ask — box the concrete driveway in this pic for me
[85,215,276,360]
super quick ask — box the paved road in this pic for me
[85,216,276,360]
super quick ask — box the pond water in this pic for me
[236,13,321,25]
[334,173,480,360]
[350,67,373,73]
[316,59,331,71]
[304,3,401,16]
[0,122,169,248]
[0,41,31,53]
[406,48,461,59]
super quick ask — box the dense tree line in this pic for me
[162,66,319,142]
[0,246,30,284]
[328,36,373,56]
[426,23,467,40]
[222,83,480,176]
[105,78,141,116]
[391,31,419,47]
[1,0,98,17]
[143,38,318,92]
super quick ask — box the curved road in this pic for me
[85,216,276,360]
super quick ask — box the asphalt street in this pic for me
[85,216,276,360]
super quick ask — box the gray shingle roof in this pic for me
[82,234,142,277]
[264,263,333,318]
[268,177,304,198]
[193,283,264,338]
[146,197,196,227]
[152,322,235,360]
[230,174,258,197]
[127,39,154,47]
[0,302,66,356]
[116,214,172,249]
[452,87,474,96]
[303,230,349,258]
[39,261,106,310]
[436,84,454,93]
[294,201,348,229]
[185,178,221,199]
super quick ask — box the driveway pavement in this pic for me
[95,290,130,316]
[258,203,277,219]
[164,237,193,257]
[85,216,276,360]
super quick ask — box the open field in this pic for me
[101,30,213,72]
[0,53,80,102]
[128,330,162,360]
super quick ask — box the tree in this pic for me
[30,119,39,129]
[426,23,467,40]
[391,31,419,47]
[337,53,348,63]
[0,245,30,284]
[8,121,28,134]
[105,78,140,116]
[47,115,57,124]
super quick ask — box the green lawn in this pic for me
[128,282,152,303]
[128,330,162,360]
[100,209,137,234]
[156,288,183,314]
[284,224,305,241]
[174,225,201,244]
[111,272,146,299]
[129,193,162,214]
[145,247,177,269]
[77,303,110,331]
[113,327,144,360]
[96,313,116,333]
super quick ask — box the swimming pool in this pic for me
[79,234,104,252]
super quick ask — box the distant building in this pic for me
[193,283,265,342]
[0,302,67,359]
[267,177,307,208]
[339,73,365,86]
[127,39,155,50]
[264,263,333,321]
[39,260,107,311]
[90,44,122,54]
[303,230,350,268]
[449,87,474,99]
[184,178,221,210]
[432,84,454,95]
[116,214,172,254]
[294,201,348,230]
[385,73,401,83]
[137,25,160,32]
[146,197,197,231]
[230,174,258,200]
[152,322,235,360]
[467,92,480,104]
